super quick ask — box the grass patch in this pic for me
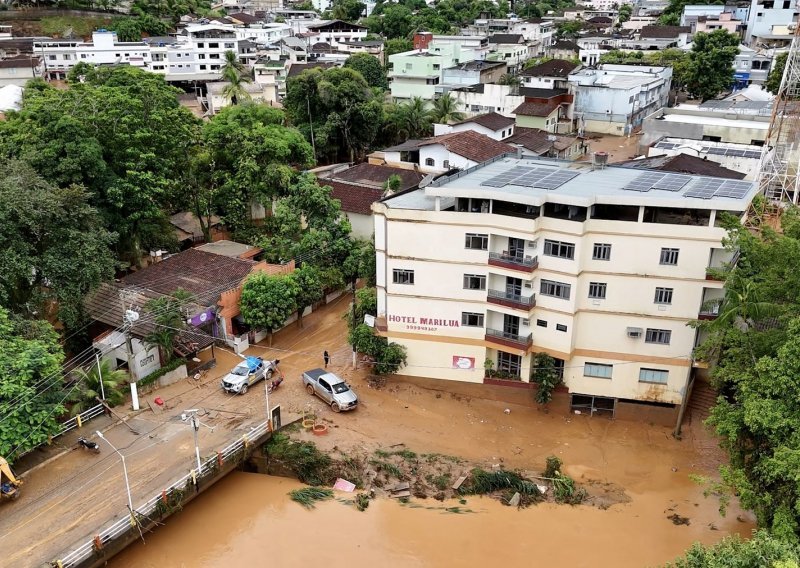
[552,473,587,505]
[391,449,417,460]
[374,449,391,458]
[41,16,112,38]
[265,432,332,485]
[422,453,463,464]
[369,459,404,479]
[289,487,333,509]
[459,468,542,499]
[355,493,370,511]
[543,455,562,478]
[430,473,452,491]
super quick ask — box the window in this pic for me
[593,243,611,261]
[198,54,206,59]
[659,248,679,265]
[654,287,673,305]
[443,160,450,169]
[540,279,571,300]
[536,319,547,328]
[556,323,567,332]
[81,54,87,58]
[199,64,207,70]
[392,269,414,285]
[645,328,671,345]
[425,158,435,166]
[464,233,488,250]
[198,42,205,47]
[463,274,487,290]
[588,282,607,299]
[584,362,612,378]
[497,351,522,378]
[209,42,219,48]
[433,63,440,70]
[224,42,235,48]
[48,55,56,61]
[543,239,575,259]
[461,312,484,327]
[639,368,668,384]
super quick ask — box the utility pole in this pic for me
[352,280,357,368]
[306,94,316,157]
[264,371,271,430]
[183,409,208,474]
[120,290,140,411]
[95,352,106,402]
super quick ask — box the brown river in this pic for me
[112,472,754,568]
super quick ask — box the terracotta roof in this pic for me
[512,100,560,117]
[551,40,579,50]
[227,12,261,23]
[455,112,515,131]
[329,163,424,189]
[287,62,335,78]
[520,58,579,78]
[587,16,612,23]
[618,153,746,179]
[639,25,691,38]
[419,130,515,162]
[489,34,524,44]
[321,180,384,215]
[0,57,39,69]
[518,87,568,99]
[311,42,334,52]
[507,127,578,154]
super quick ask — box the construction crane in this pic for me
[757,20,800,206]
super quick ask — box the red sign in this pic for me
[452,356,475,370]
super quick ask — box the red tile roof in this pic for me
[512,100,560,118]
[323,180,384,215]
[318,163,424,214]
[419,130,515,162]
[520,59,580,78]
[455,112,515,131]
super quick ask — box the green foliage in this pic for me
[344,53,388,90]
[289,487,334,508]
[285,67,383,162]
[664,530,800,567]
[355,492,370,511]
[618,3,633,23]
[384,38,413,58]
[240,273,300,334]
[109,15,171,41]
[291,264,324,327]
[144,289,193,364]
[384,174,403,193]
[137,357,185,388]
[599,48,690,90]
[0,66,198,263]
[348,323,407,375]
[384,96,432,144]
[428,93,465,124]
[221,50,252,104]
[40,16,113,38]
[131,0,215,21]
[658,0,714,25]
[543,455,562,478]
[556,20,583,38]
[375,342,408,375]
[685,30,739,101]
[331,0,366,20]
[767,52,788,96]
[552,472,586,504]
[0,160,116,331]
[0,308,66,461]
[459,468,542,498]
[266,432,333,485]
[69,359,128,414]
[530,352,563,405]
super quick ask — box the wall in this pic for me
[347,212,374,238]
[451,83,523,117]
[640,109,769,148]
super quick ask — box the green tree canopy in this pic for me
[428,93,465,124]
[767,52,788,96]
[344,53,389,90]
[291,264,325,328]
[0,309,66,461]
[0,161,116,331]
[685,30,739,101]
[665,530,800,567]
[331,0,366,20]
[240,273,301,343]
[384,96,432,143]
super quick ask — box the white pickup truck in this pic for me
[302,368,359,412]
[221,356,279,395]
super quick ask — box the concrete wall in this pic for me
[640,109,769,149]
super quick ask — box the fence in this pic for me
[55,404,106,439]
[56,419,272,568]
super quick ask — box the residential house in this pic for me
[569,64,673,135]
[467,16,554,52]
[170,211,226,248]
[519,58,580,89]
[315,163,425,237]
[389,50,453,101]
[512,86,574,133]
[338,39,384,63]
[506,127,586,159]
[618,152,747,179]
[745,0,797,44]
[196,239,262,260]
[646,136,765,179]
[433,112,517,140]
[372,130,515,174]
[622,16,657,31]
[372,156,755,423]
[635,25,692,49]
[0,56,40,86]
[441,60,507,90]
[305,20,368,48]
[575,35,620,66]
[681,4,725,26]
[450,83,525,117]
[487,34,530,71]
[206,81,269,114]
[585,16,615,34]
[547,40,579,60]
[694,12,744,34]
[36,31,151,81]
[734,45,773,86]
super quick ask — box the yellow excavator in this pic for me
[0,457,21,501]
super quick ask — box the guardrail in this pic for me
[55,404,106,439]
[56,419,272,568]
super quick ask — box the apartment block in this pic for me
[373,156,755,421]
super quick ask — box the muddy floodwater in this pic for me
[112,472,754,568]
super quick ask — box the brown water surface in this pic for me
[112,472,753,568]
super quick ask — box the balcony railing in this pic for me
[485,328,533,350]
[698,305,720,321]
[487,289,536,310]
[488,252,539,273]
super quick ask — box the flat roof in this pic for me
[384,155,758,211]
[660,113,769,129]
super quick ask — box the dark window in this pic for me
[588,282,607,299]
[461,312,484,327]
[425,158,435,166]
[465,233,488,250]
[593,243,612,260]
[544,239,575,259]
[654,287,673,304]
[497,351,522,378]
[556,323,567,332]
[660,248,679,265]
[645,328,671,345]
[540,279,571,300]
[393,269,414,285]
[536,319,547,328]
[463,274,487,290]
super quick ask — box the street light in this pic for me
[182,410,203,473]
[96,431,134,514]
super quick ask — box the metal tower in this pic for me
[759,23,800,204]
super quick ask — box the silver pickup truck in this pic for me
[302,368,358,412]
[221,356,278,395]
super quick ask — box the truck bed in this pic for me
[303,368,327,382]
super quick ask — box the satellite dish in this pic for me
[124,309,140,324]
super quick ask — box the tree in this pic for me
[291,264,324,328]
[767,52,788,96]
[617,3,632,24]
[382,4,413,38]
[69,359,128,415]
[665,530,800,567]
[0,309,66,461]
[384,96,432,142]
[221,50,252,104]
[385,38,413,58]
[344,53,388,90]
[331,0,365,21]
[240,273,300,345]
[428,93,465,124]
[144,289,193,364]
[0,161,116,331]
[556,20,583,38]
[684,30,739,101]
[530,352,562,405]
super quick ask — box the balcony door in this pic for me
[505,277,522,299]
[508,238,525,260]
[503,314,520,337]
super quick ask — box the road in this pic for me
[0,294,355,568]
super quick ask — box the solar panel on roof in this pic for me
[743,151,762,159]
[684,178,724,199]
[508,168,551,187]
[713,180,753,199]
[726,149,746,157]
[623,171,667,192]
[653,174,691,192]
[481,165,535,187]
[535,170,580,190]
[707,148,727,156]
[656,142,678,149]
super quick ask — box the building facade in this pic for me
[373,156,754,419]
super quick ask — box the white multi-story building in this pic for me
[373,156,755,421]
[35,30,151,80]
[745,0,798,44]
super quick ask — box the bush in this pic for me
[543,455,562,478]
[138,358,186,387]
[265,432,333,485]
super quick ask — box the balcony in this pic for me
[485,328,533,350]
[488,252,538,273]
[487,290,536,311]
[698,305,720,321]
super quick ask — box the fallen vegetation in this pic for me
[289,487,334,509]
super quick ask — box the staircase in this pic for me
[687,380,719,422]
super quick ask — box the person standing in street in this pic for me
[323,350,330,368]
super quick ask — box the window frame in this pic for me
[584,362,613,379]
[536,319,547,328]
[639,368,669,384]
[654,287,674,305]
[392,269,415,285]
[588,282,607,299]
[464,233,488,250]
[463,274,487,291]
[645,328,671,345]
[461,312,485,327]
[556,323,567,332]
[659,248,679,266]
[543,239,575,260]
[592,243,612,261]
[540,279,571,300]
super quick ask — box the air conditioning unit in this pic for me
[524,282,533,289]
[522,319,530,326]
[527,239,538,248]
[626,327,643,339]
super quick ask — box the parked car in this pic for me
[221,356,278,395]
[302,368,358,412]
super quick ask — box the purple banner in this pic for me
[190,308,215,327]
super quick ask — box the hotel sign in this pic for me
[388,314,460,333]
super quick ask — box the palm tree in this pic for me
[428,94,465,125]
[402,96,433,138]
[498,73,522,95]
[221,50,247,82]
[144,289,194,364]
[221,50,252,105]
[69,359,128,415]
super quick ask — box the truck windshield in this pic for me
[332,383,349,394]
[231,366,249,376]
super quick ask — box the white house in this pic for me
[433,112,517,140]
[450,83,525,117]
